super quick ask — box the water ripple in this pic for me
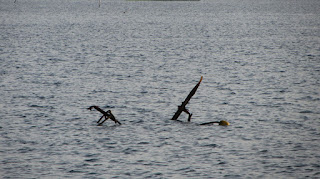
[1,0,319,178]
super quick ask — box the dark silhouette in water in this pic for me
[171,76,203,121]
[87,76,229,127]
[88,106,121,125]
[199,120,230,126]
[170,76,230,126]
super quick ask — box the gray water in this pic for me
[1,0,320,178]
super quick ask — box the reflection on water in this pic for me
[0,0,319,178]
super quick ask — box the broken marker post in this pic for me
[171,76,203,121]
[88,106,121,125]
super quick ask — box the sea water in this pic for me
[0,0,319,178]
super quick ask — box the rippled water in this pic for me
[1,0,320,178]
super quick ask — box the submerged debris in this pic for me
[88,106,121,126]
[171,76,203,121]
[199,120,230,126]
[170,76,230,126]
[87,76,229,127]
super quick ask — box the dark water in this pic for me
[1,0,319,178]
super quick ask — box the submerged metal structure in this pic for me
[171,76,203,121]
[88,106,121,126]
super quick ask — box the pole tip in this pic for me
[200,76,203,83]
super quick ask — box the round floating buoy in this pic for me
[219,120,230,126]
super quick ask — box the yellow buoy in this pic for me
[219,120,230,126]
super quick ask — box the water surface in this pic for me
[1,0,319,178]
